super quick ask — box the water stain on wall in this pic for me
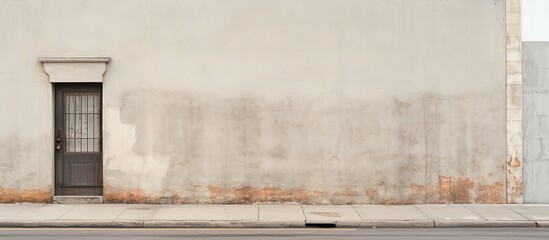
[201,177,504,204]
[106,90,506,204]
[0,136,51,203]
[102,178,505,204]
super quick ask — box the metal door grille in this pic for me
[63,91,101,153]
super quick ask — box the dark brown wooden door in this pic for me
[55,84,103,196]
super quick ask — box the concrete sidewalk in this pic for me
[1,204,548,228]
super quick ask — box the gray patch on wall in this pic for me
[523,42,549,203]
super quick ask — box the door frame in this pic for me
[38,56,110,198]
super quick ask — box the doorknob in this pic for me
[55,131,62,151]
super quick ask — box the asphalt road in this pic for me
[1,228,549,240]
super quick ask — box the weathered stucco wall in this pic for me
[0,0,506,203]
[0,0,54,201]
[523,42,549,203]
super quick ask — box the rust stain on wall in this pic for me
[202,179,505,204]
[0,186,51,203]
[475,181,504,203]
[104,188,157,203]
[103,175,505,204]
[511,180,523,196]
[366,188,378,199]
[206,185,328,203]
[403,176,504,204]
[406,180,449,204]
[407,183,435,203]
[380,198,397,205]
[508,152,521,167]
[233,186,308,203]
[168,193,183,203]
[438,175,475,203]
[104,187,184,204]
[206,185,227,201]
[506,150,523,203]
[311,190,329,199]
[338,189,359,197]
[328,191,361,205]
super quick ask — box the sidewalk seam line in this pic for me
[504,205,533,221]
[150,205,161,220]
[351,205,364,221]
[114,205,129,220]
[412,205,435,228]
[257,205,259,221]
[300,205,307,223]
[462,204,489,221]
[56,205,78,220]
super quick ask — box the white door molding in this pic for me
[39,56,110,83]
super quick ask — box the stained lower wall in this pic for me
[0,0,506,204]
[104,90,506,204]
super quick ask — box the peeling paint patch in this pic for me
[0,186,51,203]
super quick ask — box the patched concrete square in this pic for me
[302,205,361,224]
[10,204,75,220]
[466,204,528,221]
[353,205,430,221]
[60,205,128,220]
[415,205,485,222]
[259,205,304,222]
[152,205,258,221]
[506,204,549,221]
[117,205,160,220]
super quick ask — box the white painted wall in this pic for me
[522,0,549,41]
